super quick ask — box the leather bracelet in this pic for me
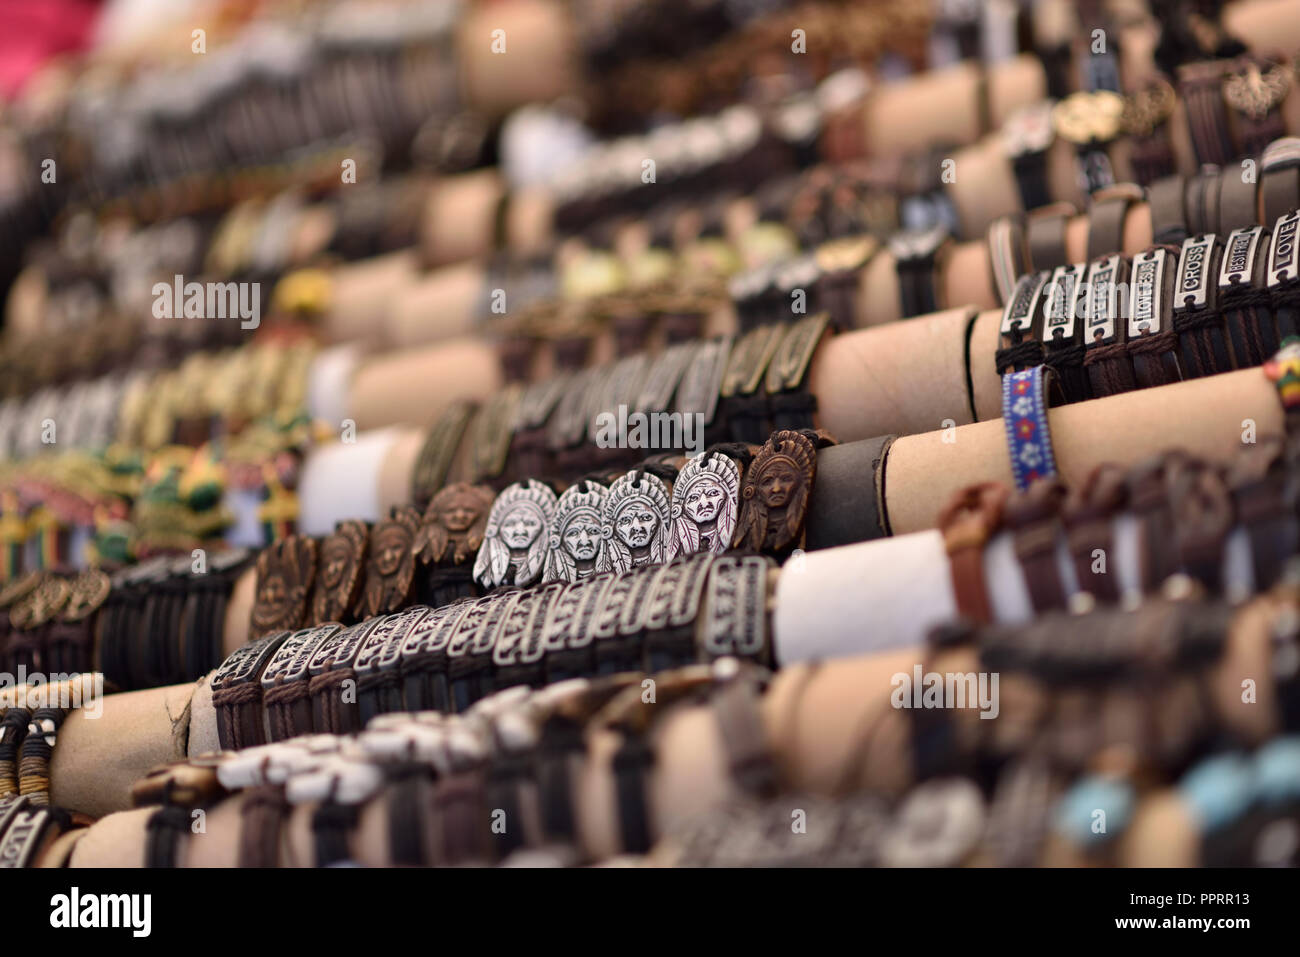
[1126,453,1186,594]
[765,312,831,435]
[250,535,317,641]
[307,617,378,735]
[986,217,1029,307]
[238,785,289,867]
[590,564,657,676]
[493,581,564,691]
[0,707,30,797]
[1004,479,1070,614]
[1218,168,1259,233]
[814,235,878,329]
[0,801,68,868]
[938,483,1007,626]
[803,435,895,549]
[1186,167,1222,239]
[261,623,340,741]
[1025,203,1076,272]
[1267,209,1300,344]
[354,606,433,727]
[144,803,192,868]
[211,630,289,752]
[18,706,66,804]
[1165,457,1234,594]
[1086,184,1143,260]
[1178,60,1234,168]
[539,572,610,684]
[433,769,492,865]
[889,224,949,319]
[1002,365,1060,491]
[1227,436,1298,593]
[1076,252,1138,397]
[733,428,827,558]
[1061,463,1128,604]
[1173,233,1233,378]
[1039,262,1091,403]
[1260,138,1300,228]
[697,554,772,666]
[447,591,518,710]
[996,270,1049,376]
[1126,245,1183,387]
[1225,59,1290,159]
[1147,175,1189,246]
[1003,101,1056,213]
[398,600,474,713]
[1219,224,1276,367]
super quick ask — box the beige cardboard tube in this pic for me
[50,682,194,818]
[864,62,986,156]
[347,338,504,431]
[222,568,255,659]
[322,249,419,345]
[809,307,980,440]
[386,260,485,347]
[67,807,153,868]
[885,367,1282,535]
[420,169,505,268]
[457,0,579,116]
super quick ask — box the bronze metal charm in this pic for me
[473,479,558,589]
[599,470,672,573]
[668,453,741,559]
[733,430,817,553]
[250,535,318,639]
[354,506,421,619]
[544,480,609,583]
[413,482,495,567]
[309,520,368,625]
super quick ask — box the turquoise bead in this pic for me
[1254,737,1300,805]
[1054,776,1134,845]
[1180,753,1253,833]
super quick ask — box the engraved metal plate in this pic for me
[516,372,572,431]
[589,570,639,641]
[211,631,289,691]
[493,583,561,667]
[642,553,715,631]
[447,592,516,658]
[1042,264,1085,341]
[618,562,671,635]
[547,367,597,451]
[470,589,523,655]
[260,624,341,690]
[307,617,380,676]
[354,606,436,676]
[1083,255,1122,343]
[1175,234,1216,310]
[587,354,651,444]
[765,312,831,394]
[400,599,475,658]
[700,555,772,658]
[469,383,523,482]
[1219,226,1262,290]
[0,807,49,868]
[412,399,476,506]
[668,551,717,628]
[720,324,785,397]
[1000,271,1049,336]
[1268,210,1300,287]
[676,335,732,425]
[1127,248,1169,337]
[535,573,613,657]
[636,342,697,414]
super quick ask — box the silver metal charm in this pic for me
[599,470,672,573]
[544,480,608,583]
[473,479,558,589]
[668,452,741,560]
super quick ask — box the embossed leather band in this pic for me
[1004,479,1070,613]
[938,483,1007,626]
[1062,464,1127,604]
[803,435,895,549]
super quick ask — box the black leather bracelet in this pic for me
[1126,246,1183,388]
[1267,209,1300,342]
[996,270,1050,376]
[1173,233,1233,378]
[1039,262,1091,403]
[1219,225,1277,367]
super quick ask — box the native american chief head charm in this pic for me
[413,483,495,567]
[599,469,672,573]
[733,430,817,554]
[251,535,317,638]
[473,479,558,589]
[355,505,421,618]
[309,519,367,625]
[669,452,740,559]
[544,480,608,583]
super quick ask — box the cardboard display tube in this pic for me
[456,0,580,116]
[67,807,153,868]
[419,169,506,269]
[863,62,992,157]
[385,260,486,347]
[307,343,365,427]
[346,338,504,430]
[49,682,195,818]
[320,249,419,345]
[296,426,409,536]
[885,367,1282,535]
[221,568,255,659]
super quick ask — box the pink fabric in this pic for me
[0,0,102,100]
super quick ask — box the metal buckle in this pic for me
[700,555,772,659]
[1000,271,1049,336]
[1219,226,1263,291]
[675,335,732,426]
[1267,211,1300,288]
[1082,255,1122,344]
[1042,263,1085,342]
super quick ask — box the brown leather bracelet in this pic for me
[306,617,378,735]
[1173,233,1233,378]
[1260,137,1300,228]
[1004,479,1070,613]
[1081,253,1137,396]
[260,624,340,741]
[1227,435,1298,592]
[1086,184,1142,261]
[1219,224,1277,367]
[1025,202,1076,273]
[1126,245,1183,388]
[238,785,289,867]
[1178,60,1234,168]
[1126,453,1186,594]
[1061,464,1128,604]
[211,630,289,752]
[1217,167,1259,233]
[1147,174,1189,245]
[1165,457,1234,594]
[938,483,1008,626]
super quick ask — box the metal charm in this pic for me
[733,430,817,553]
[668,452,741,560]
[354,506,421,619]
[473,479,558,589]
[309,519,367,625]
[599,470,672,573]
[413,483,495,567]
[250,535,317,639]
[544,480,608,583]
